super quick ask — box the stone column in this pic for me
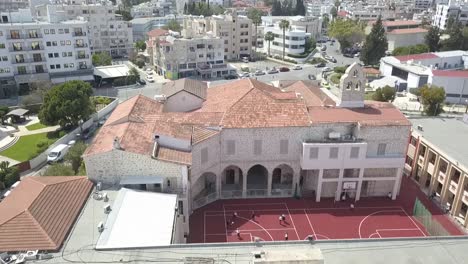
[355,169,365,201]
[234,168,239,184]
[316,169,323,202]
[440,164,453,205]
[392,168,403,200]
[267,171,272,197]
[242,173,247,198]
[428,153,441,195]
[216,174,222,196]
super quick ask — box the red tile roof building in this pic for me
[0,177,93,252]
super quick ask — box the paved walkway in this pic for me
[15,125,59,137]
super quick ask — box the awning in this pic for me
[6,108,28,117]
[94,65,130,79]
[120,176,164,185]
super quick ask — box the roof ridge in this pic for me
[26,210,57,248]
[219,79,255,125]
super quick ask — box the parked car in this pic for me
[328,56,337,63]
[137,79,146,85]
[267,67,279,74]
[315,62,326,68]
[242,57,249,63]
[308,74,316,80]
[47,144,69,163]
[343,53,354,58]
[224,74,238,80]
[254,70,266,76]
[279,67,290,72]
[292,65,302,70]
[354,52,360,58]
[238,72,250,78]
[146,75,155,82]
[321,45,327,51]
[323,67,332,72]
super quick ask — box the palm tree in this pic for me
[279,20,290,60]
[264,32,275,56]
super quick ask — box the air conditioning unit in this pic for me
[417,125,423,131]
[104,204,111,214]
[98,222,104,232]
[103,192,108,202]
[328,132,341,139]
[24,250,38,261]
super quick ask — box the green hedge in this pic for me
[308,57,327,64]
[288,53,309,58]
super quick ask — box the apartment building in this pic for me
[130,0,175,18]
[379,50,468,103]
[365,20,427,51]
[343,2,396,21]
[261,15,322,40]
[306,0,333,17]
[0,0,29,11]
[0,9,92,96]
[432,1,468,29]
[151,32,234,79]
[84,63,410,217]
[405,116,468,228]
[36,0,133,58]
[131,15,182,41]
[183,12,252,60]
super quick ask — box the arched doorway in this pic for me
[221,166,243,198]
[247,165,268,195]
[193,172,217,201]
[272,164,293,190]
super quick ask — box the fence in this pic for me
[26,97,118,171]
[413,197,451,236]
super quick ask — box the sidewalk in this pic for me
[15,125,60,137]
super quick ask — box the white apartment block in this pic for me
[343,3,396,21]
[130,0,175,18]
[261,15,322,40]
[432,1,468,29]
[0,0,29,11]
[131,15,182,41]
[0,9,92,95]
[83,63,410,221]
[306,0,333,17]
[151,33,234,79]
[35,1,133,58]
[183,12,252,60]
[406,116,468,228]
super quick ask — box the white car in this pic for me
[322,67,332,72]
[238,72,250,78]
[146,70,153,76]
[292,65,302,70]
[146,75,155,82]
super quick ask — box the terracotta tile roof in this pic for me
[283,81,335,108]
[308,101,411,126]
[157,147,192,165]
[0,176,92,252]
[162,78,207,99]
[432,70,468,78]
[368,20,420,27]
[363,67,381,75]
[147,28,168,38]
[338,11,348,17]
[394,53,439,62]
[388,28,428,34]
[192,127,220,144]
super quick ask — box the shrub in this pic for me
[4,167,19,188]
[308,57,327,64]
[135,58,145,68]
[287,53,309,58]
[283,58,297,64]
[333,66,347,74]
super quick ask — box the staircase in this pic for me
[0,136,19,152]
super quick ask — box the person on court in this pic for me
[279,215,283,225]
[284,232,289,241]
[236,228,240,238]
[281,214,286,222]
[251,211,256,220]
[350,203,355,210]
[233,212,238,218]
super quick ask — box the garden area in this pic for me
[25,122,48,131]
[0,130,66,162]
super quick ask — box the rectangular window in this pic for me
[17,66,27,74]
[201,147,208,164]
[54,53,59,57]
[44,29,49,34]
[309,147,318,159]
[178,201,184,215]
[329,147,338,159]
[48,53,53,58]
[50,29,55,34]
[280,139,288,155]
[56,64,61,69]
[254,140,262,155]
[58,29,64,34]
[46,41,51,46]
[226,140,235,155]
[350,147,359,159]
[377,143,387,156]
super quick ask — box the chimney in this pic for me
[113,137,121,150]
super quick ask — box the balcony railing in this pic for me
[32,69,48,74]
[8,46,44,52]
[418,156,424,165]
[78,65,88,70]
[76,54,90,59]
[26,33,43,39]
[72,31,87,37]
[11,58,32,64]
[7,34,22,40]
[74,43,88,48]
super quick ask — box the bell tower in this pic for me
[337,63,366,108]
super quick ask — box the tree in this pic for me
[295,0,306,16]
[264,31,275,56]
[441,21,464,51]
[43,163,75,176]
[279,20,290,60]
[372,86,396,102]
[322,14,330,29]
[271,0,282,15]
[0,161,19,188]
[0,106,9,125]
[65,141,87,174]
[328,19,364,52]
[304,37,316,53]
[128,67,140,84]
[392,44,429,56]
[135,40,146,51]
[330,6,337,18]
[115,9,132,21]
[425,26,440,52]
[247,9,265,54]
[39,81,94,129]
[92,52,112,66]
[419,84,446,116]
[183,3,188,14]
[360,16,387,65]
[163,19,182,32]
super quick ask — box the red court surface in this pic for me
[188,177,465,243]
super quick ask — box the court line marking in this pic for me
[375,231,383,238]
[236,215,274,241]
[313,234,331,240]
[205,206,404,214]
[222,205,228,239]
[358,209,406,239]
[226,228,296,232]
[303,209,317,240]
[368,232,379,238]
[285,204,301,240]
[400,208,427,237]
[376,228,421,232]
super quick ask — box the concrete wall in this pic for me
[387,32,426,51]
[430,75,468,104]
[164,91,204,112]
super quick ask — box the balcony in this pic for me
[8,46,43,52]
[463,190,468,205]
[76,54,90,59]
[438,171,446,183]
[32,57,45,63]
[32,69,48,74]
[74,43,88,48]
[449,180,458,194]
[72,31,87,37]
[11,58,31,64]
[26,33,43,39]
[78,65,88,70]
[7,34,22,40]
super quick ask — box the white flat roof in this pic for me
[94,64,129,79]
[96,188,177,249]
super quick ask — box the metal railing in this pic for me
[74,43,88,48]
[193,192,218,210]
[72,31,87,37]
